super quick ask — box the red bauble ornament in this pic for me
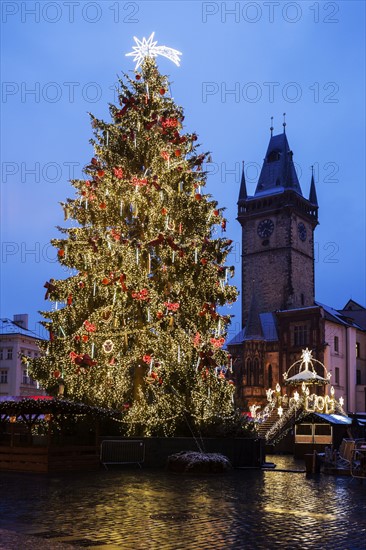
[194,194,202,201]
[53,370,61,378]
[97,170,105,178]
[83,320,96,332]
[113,167,124,179]
[99,202,107,209]
[159,88,166,95]
[58,249,65,257]
[136,74,141,80]
[200,258,208,265]
[174,149,181,157]
[82,335,89,342]
[213,209,219,216]
[91,157,98,166]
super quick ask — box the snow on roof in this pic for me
[227,312,278,346]
[314,413,352,425]
[285,370,327,384]
[0,318,42,339]
[316,302,363,329]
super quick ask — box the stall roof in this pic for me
[313,413,352,425]
[0,396,118,418]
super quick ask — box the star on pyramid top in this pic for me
[126,32,182,69]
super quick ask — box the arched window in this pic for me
[268,364,273,389]
[246,358,253,386]
[259,359,264,386]
[253,357,259,385]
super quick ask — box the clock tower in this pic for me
[238,128,319,327]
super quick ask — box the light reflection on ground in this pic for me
[0,455,365,549]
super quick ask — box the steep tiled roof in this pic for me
[255,132,302,196]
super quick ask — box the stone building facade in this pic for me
[0,314,45,397]
[228,128,366,414]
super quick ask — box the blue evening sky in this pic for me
[1,1,365,338]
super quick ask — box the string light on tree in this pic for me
[26,37,239,438]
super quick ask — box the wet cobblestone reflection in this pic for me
[0,456,365,549]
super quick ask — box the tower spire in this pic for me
[255,128,302,196]
[238,161,248,203]
[309,165,318,206]
[270,116,274,137]
[244,290,264,340]
[283,112,286,134]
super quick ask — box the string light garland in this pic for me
[26,50,240,437]
[250,349,347,444]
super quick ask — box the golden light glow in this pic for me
[264,506,336,521]
[26,57,238,436]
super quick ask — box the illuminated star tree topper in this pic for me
[126,32,182,69]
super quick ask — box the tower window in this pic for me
[335,367,340,385]
[334,336,339,353]
[268,364,273,388]
[0,370,8,384]
[356,342,360,358]
[267,150,280,163]
[6,349,13,360]
[301,293,305,306]
[294,325,308,346]
[356,369,361,385]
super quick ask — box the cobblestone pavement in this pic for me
[0,456,365,550]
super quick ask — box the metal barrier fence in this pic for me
[100,440,145,469]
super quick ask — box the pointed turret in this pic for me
[309,169,318,206]
[255,131,302,196]
[238,161,247,204]
[244,292,264,340]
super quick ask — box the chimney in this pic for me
[13,314,29,330]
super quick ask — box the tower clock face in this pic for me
[298,222,307,241]
[257,219,274,239]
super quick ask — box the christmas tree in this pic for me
[29,42,239,436]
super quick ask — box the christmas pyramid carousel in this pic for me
[251,349,347,445]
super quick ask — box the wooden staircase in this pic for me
[258,409,280,440]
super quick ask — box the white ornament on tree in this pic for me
[126,32,182,69]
